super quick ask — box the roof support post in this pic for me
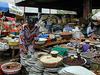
[38,7,42,19]
[83,0,92,19]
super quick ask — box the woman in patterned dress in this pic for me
[19,19,39,64]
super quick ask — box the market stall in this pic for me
[0,14,100,75]
[0,1,23,59]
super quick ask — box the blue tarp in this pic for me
[38,34,49,38]
[0,2,9,12]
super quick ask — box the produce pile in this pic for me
[63,56,86,66]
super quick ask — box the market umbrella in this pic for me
[0,2,23,16]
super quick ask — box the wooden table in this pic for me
[34,39,69,49]
[9,39,69,58]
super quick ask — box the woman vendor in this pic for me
[87,22,96,37]
[63,23,73,32]
[19,19,39,64]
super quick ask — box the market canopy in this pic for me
[15,0,83,11]
[16,0,100,10]
[0,2,24,16]
[16,0,100,17]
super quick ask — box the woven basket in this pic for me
[1,62,22,75]
[42,62,61,68]
[40,55,63,68]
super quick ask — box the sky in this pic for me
[0,0,15,4]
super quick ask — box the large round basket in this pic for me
[40,55,63,68]
[1,62,22,74]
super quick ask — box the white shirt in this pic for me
[87,26,94,37]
